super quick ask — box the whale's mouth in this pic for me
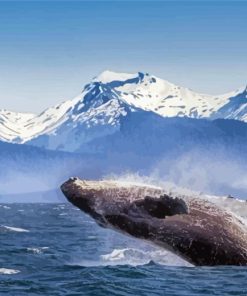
[134,195,189,219]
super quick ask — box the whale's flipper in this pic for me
[134,195,189,218]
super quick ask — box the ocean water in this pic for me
[0,203,247,296]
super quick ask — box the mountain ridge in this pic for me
[0,71,246,150]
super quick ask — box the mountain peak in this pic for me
[94,70,145,84]
[1,70,247,147]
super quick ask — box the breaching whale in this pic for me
[61,178,247,266]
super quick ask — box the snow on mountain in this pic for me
[91,71,246,121]
[94,70,138,84]
[210,86,247,122]
[26,81,138,151]
[0,70,246,150]
[0,110,35,142]
[115,73,243,119]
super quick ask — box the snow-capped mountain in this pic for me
[0,70,246,151]
[97,71,244,119]
[0,110,35,142]
[210,86,247,122]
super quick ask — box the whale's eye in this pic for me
[135,194,189,219]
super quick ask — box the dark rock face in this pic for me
[61,178,247,266]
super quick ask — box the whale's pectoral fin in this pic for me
[133,194,189,219]
[105,213,155,239]
[104,195,189,240]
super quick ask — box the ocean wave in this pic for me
[72,248,192,268]
[0,268,20,275]
[0,205,11,210]
[27,247,49,254]
[101,248,192,267]
[53,205,66,211]
[1,225,30,233]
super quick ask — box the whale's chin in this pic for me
[61,177,247,266]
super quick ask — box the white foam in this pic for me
[27,247,49,254]
[104,173,247,222]
[73,247,192,268]
[0,268,20,275]
[1,225,29,233]
[101,248,192,267]
[0,205,11,210]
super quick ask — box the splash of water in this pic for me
[103,172,247,222]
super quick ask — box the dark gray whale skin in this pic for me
[61,178,247,266]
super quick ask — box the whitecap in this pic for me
[0,206,11,210]
[0,268,20,275]
[81,220,95,224]
[101,248,192,267]
[72,247,192,268]
[1,225,29,233]
[27,247,49,254]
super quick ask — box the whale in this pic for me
[61,178,247,266]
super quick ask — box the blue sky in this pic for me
[0,1,247,112]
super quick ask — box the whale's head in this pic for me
[61,177,189,235]
[60,177,110,225]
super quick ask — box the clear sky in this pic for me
[0,0,247,113]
